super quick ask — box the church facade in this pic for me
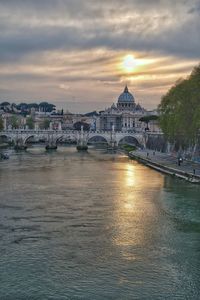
[99,86,146,132]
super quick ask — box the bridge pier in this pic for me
[14,138,27,150]
[76,126,88,151]
[107,140,117,150]
[45,133,57,150]
[45,142,57,150]
[107,125,117,151]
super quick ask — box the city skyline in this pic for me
[0,0,199,113]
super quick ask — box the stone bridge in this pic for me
[0,129,146,149]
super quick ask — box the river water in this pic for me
[0,146,200,300]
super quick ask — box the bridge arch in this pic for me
[0,134,16,145]
[24,134,51,144]
[87,135,109,145]
[55,135,64,143]
[24,135,35,144]
[117,135,141,147]
[0,134,12,142]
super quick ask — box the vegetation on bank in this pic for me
[122,144,137,152]
[159,64,200,149]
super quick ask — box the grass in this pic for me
[122,144,137,152]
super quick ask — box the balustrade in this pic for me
[1,128,147,150]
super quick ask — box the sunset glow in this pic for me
[0,1,199,112]
[122,55,137,73]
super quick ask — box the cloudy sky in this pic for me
[0,0,199,113]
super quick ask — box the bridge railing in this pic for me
[1,129,162,135]
[2,129,76,134]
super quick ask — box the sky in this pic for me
[0,0,199,113]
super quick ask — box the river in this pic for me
[0,146,200,299]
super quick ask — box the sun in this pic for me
[122,55,137,72]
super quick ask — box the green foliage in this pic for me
[39,102,56,112]
[0,116,4,131]
[139,115,158,123]
[26,117,34,129]
[0,102,10,107]
[40,119,50,130]
[0,101,55,114]
[10,115,19,129]
[28,103,39,110]
[123,144,137,152]
[159,64,200,148]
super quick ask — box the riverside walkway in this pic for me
[129,150,200,183]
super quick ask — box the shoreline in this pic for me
[128,151,200,184]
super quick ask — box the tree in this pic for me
[159,63,200,149]
[11,103,18,111]
[28,103,39,111]
[26,117,34,129]
[0,102,11,112]
[0,116,4,131]
[10,115,19,129]
[17,103,29,111]
[39,102,56,113]
[40,119,50,130]
[0,102,10,107]
[139,115,158,130]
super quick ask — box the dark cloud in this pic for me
[188,1,200,14]
[0,0,199,62]
[0,0,199,111]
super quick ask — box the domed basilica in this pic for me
[99,86,146,131]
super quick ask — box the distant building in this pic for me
[99,86,146,131]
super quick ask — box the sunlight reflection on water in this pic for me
[0,146,199,299]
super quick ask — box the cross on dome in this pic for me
[118,85,135,103]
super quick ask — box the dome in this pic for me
[118,86,135,103]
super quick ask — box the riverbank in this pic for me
[129,150,200,184]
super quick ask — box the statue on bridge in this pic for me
[107,125,117,151]
[1,127,146,151]
[76,126,88,151]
